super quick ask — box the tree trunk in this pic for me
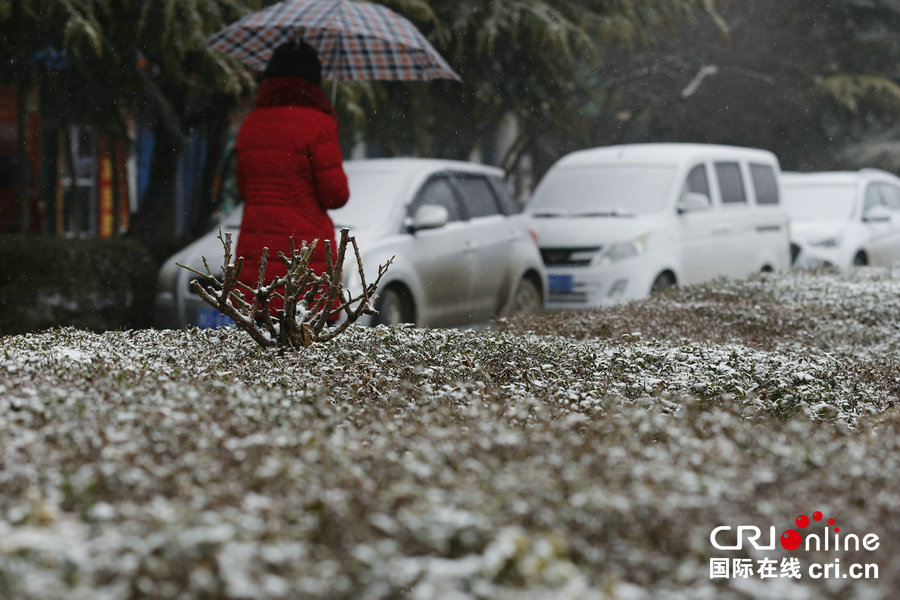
[128,125,180,243]
[16,84,30,233]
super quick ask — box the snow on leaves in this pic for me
[1,268,899,598]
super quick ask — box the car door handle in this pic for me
[712,227,731,235]
[464,240,478,254]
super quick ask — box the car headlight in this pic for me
[810,236,841,248]
[595,234,649,265]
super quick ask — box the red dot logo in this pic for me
[780,529,802,551]
[828,518,835,525]
[795,514,809,528]
[812,511,823,521]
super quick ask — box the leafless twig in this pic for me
[178,228,392,349]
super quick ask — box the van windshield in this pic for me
[329,167,410,231]
[528,165,677,216]
[782,184,856,222]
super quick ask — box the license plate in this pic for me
[548,274,574,293]
[197,307,235,329]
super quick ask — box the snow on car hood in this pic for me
[529,214,651,248]
[790,220,846,244]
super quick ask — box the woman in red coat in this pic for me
[234,40,349,315]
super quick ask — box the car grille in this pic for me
[540,247,601,267]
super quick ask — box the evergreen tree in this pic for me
[582,0,900,172]
[0,0,258,239]
[346,0,720,177]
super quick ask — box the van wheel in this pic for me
[504,277,543,316]
[373,287,414,326]
[853,251,868,266]
[650,272,676,295]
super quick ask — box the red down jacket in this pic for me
[234,76,349,313]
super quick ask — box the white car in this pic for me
[154,158,546,329]
[782,169,900,268]
[527,143,791,308]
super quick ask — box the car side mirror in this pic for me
[677,192,711,214]
[863,205,892,223]
[410,204,449,231]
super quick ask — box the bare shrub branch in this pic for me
[178,228,392,349]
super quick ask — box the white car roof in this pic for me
[781,169,899,187]
[343,157,504,178]
[552,143,779,169]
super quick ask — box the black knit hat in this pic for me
[261,40,322,86]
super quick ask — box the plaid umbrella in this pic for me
[207,0,461,82]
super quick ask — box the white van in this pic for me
[782,169,900,269]
[527,143,791,308]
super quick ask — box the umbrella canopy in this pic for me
[208,0,461,82]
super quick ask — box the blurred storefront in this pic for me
[0,82,131,237]
[0,79,228,239]
[0,84,42,233]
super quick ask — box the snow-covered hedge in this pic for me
[1,267,898,599]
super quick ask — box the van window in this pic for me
[488,176,522,215]
[863,184,882,214]
[330,166,410,231]
[782,183,855,222]
[529,165,677,216]
[685,164,710,199]
[413,176,463,222]
[877,183,900,210]
[715,162,747,204]
[750,164,779,205]
[452,174,502,218]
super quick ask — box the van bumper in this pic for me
[791,244,842,269]
[545,265,648,309]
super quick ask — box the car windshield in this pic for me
[329,167,410,230]
[528,164,677,216]
[782,184,855,222]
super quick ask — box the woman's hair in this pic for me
[261,40,322,86]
